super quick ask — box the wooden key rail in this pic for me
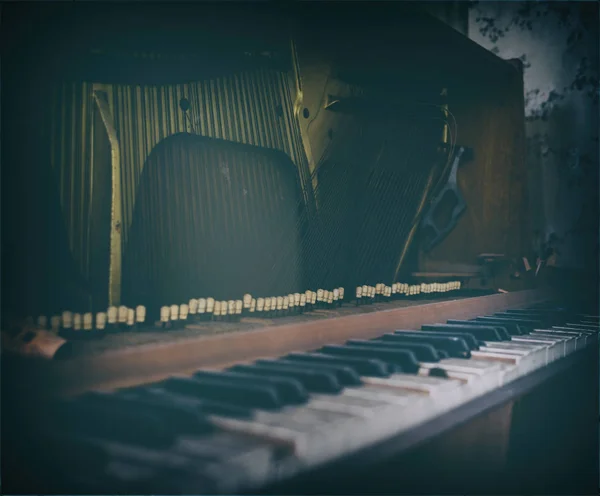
[10,290,549,398]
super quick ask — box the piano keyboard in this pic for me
[23,302,599,493]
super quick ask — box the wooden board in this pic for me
[10,289,548,398]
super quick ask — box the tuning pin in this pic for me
[297,293,305,313]
[37,315,48,330]
[60,311,73,339]
[234,300,243,322]
[281,296,288,317]
[270,297,277,318]
[243,294,252,317]
[257,297,265,315]
[249,298,257,316]
[205,298,214,322]
[188,299,199,322]
[95,312,107,336]
[196,298,207,322]
[327,290,334,308]
[227,300,235,322]
[333,288,340,308]
[135,305,146,330]
[220,301,228,321]
[124,308,135,331]
[106,306,118,333]
[302,290,310,312]
[293,293,301,315]
[159,306,171,329]
[168,304,180,329]
[310,291,317,310]
[274,297,282,318]
[263,297,271,317]
[116,306,127,331]
[355,286,363,306]
[179,304,189,328]
[374,283,381,302]
[212,301,221,322]
[338,287,344,307]
[313,289,321,309]
[83,312,93,337]
[72,313,82,338]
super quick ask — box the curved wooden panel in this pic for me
[122,133,308,313]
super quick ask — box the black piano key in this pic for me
[228,363,343,394]
[445,320,512,340]
[319,344,418,373]
[395,329,480,350]
[503,312,562,326]
[422,323,506,341]
[256,358,363,387]
[493,313,544,326]
[378,332,472,358]
[47,395,185,448]
[108,391,215,435]
[473,316,529,335]
[436,349,450,359]
[192,369,309,405]
[506,308,568,322]
[563,323,600,331]
[346,339,441,362]
[282,352,395,377]
[129,387,254,419]
[157,376,283,410]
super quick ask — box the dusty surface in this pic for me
[66,291,494,358]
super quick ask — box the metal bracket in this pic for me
[420,146,471,252]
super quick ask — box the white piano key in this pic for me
[420,359,504,396]
[530,330,577,354]
[342,385,423,405]
[175,433,276,491]
[209,415,309,458]
[512,335,565,360]
[420,358,501,376]
[480,343,549,368]
[552,327,598,346]
[307,393,390,418]
[566,322,600,330]
[532,329,586,350]
[362,373,463,395]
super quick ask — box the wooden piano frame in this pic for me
[6,289,598,494]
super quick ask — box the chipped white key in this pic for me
[420,358,501,377]
[420,359,503,395]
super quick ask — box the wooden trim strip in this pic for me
[32,290,547,397]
